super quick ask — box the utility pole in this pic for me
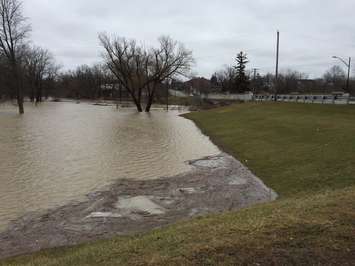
[332,56,352,93]
[252,68,259,97]
[252,68,258,80]
[347,57,351,93]
[275,30,280,101]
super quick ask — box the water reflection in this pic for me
[0,102,219,230]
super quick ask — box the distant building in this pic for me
[182,77,221,95]
[100,83,130,99]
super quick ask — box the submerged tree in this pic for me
[23,46,56,103]
[56,64,111,100]
[234,51,249,93]
[99,34,193,112]
[0,0,31,114]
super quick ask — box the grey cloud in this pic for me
[23,0,355,78]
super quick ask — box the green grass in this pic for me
[2,102,355,265]
[186,102,355,197]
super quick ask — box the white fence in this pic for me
[169,89,254,102]
[168,89,355,105]
[169,89,189,98]
[255,94,355,105]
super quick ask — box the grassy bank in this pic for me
[2,103,355,265]
[186,102,355,197]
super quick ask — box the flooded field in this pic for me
[0,102,219,231]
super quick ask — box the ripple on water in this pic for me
[0,102,219,231]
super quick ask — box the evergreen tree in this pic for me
[210,73,218,86]
[234,51,250,93]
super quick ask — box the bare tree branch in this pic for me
[0,0,30,113]
[99,33,193,112]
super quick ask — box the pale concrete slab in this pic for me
[86,212,122,219]
[115,196,166,215]
[228,175,248,186]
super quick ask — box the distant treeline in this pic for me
[172,55,354,96]
[208,63,353,95]
[0,0,353,114]
[0,0,193,113]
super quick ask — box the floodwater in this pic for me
[0,102,219,231]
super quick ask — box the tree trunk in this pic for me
[137,88,143,112]
[145,89,155,112]
[145,101,152,112]
[30,88,35,103]
[29,79,35,102]
[135,101,143,112]
[36,79,42,103]
[30,86,35,102]
[13,63,24,114]
[129,92,143,112]
[128,89,143,112]
[17,86,24,114]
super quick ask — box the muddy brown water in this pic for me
[0,102,219,231]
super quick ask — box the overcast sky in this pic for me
[23,0,355,78]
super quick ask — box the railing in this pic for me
[254,94,355,105]
[168,89,355,105]
[169,89,254,102]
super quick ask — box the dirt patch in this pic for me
[0,153,277,260]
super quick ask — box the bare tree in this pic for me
[23,45,54,103]
[0,0,30,113]
[323,65,346,91]
[145,36,194,111]
[56,64,108,100]
[0,52,12,99]
[41,61,60,100]
[99,34,193,112]
[215,66,236,92]
[99,34,146,111]
[277,70,308,94]
[91,64,106,99]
